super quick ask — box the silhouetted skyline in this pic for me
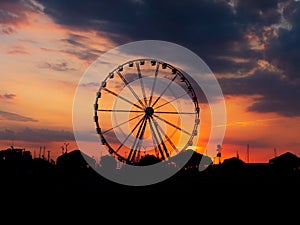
[1,146,300,188]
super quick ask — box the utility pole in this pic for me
[64,143,69,154]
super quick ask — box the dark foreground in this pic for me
[2,164,300,193]
[1,149,300,204]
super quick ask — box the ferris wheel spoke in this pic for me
[98,109,143,113]
[136,62,147,106]
[147,117,160,157]
[150,117,169,158]
[152,117,178,154]
[154,111,196,115]
[102,114,143,135]
[151,73,178,108]
[148,117,166,160]
[154,115,192,136]
[116,71,146,108]
[150,130,160,157]
[115,115,145,153]
[154,92,189,110]
[102,88,144,110]
[130,116,148,162]
[127,116,147,162]
[148,63,159,107]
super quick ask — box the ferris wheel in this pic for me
[94,58,200,165]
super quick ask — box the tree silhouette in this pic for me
[168,149,212,170]
[138,154,162,166]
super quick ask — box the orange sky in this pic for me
[1,1,300,164]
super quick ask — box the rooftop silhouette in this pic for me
[1,145,300,193]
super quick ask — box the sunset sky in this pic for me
[1,0,300,163]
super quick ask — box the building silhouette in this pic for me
[0,146,300,192]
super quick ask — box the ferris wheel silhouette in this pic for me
[93,58,200,165]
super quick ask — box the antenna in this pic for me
[47,150,50,162]
[64,143,69,154]
[274,147,277,158]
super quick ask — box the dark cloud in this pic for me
[34,0,283,75]
[37,0,244,54]
[61,49,102,63]
[0,110,38,122]
[61,38,86,48]
[224,137,272,149]
[0,0,40,26]
[1,0,283,63]
[265,1,300,81]
[79,82,99,88]
[7,46,29,55]
[220,69,300,116]
[235,0,281,26]
[5,0,299,117]
[0,25,15,35]
[60,33,105,62]
[283,0,300,23]
[38,61,75,72]
[74,130,98,142]
[0,127,74,142]
[205,57,257,75]
[0,93,16,99]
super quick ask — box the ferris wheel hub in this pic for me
[145,107,154,116]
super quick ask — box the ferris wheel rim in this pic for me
[94,58,200,165]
